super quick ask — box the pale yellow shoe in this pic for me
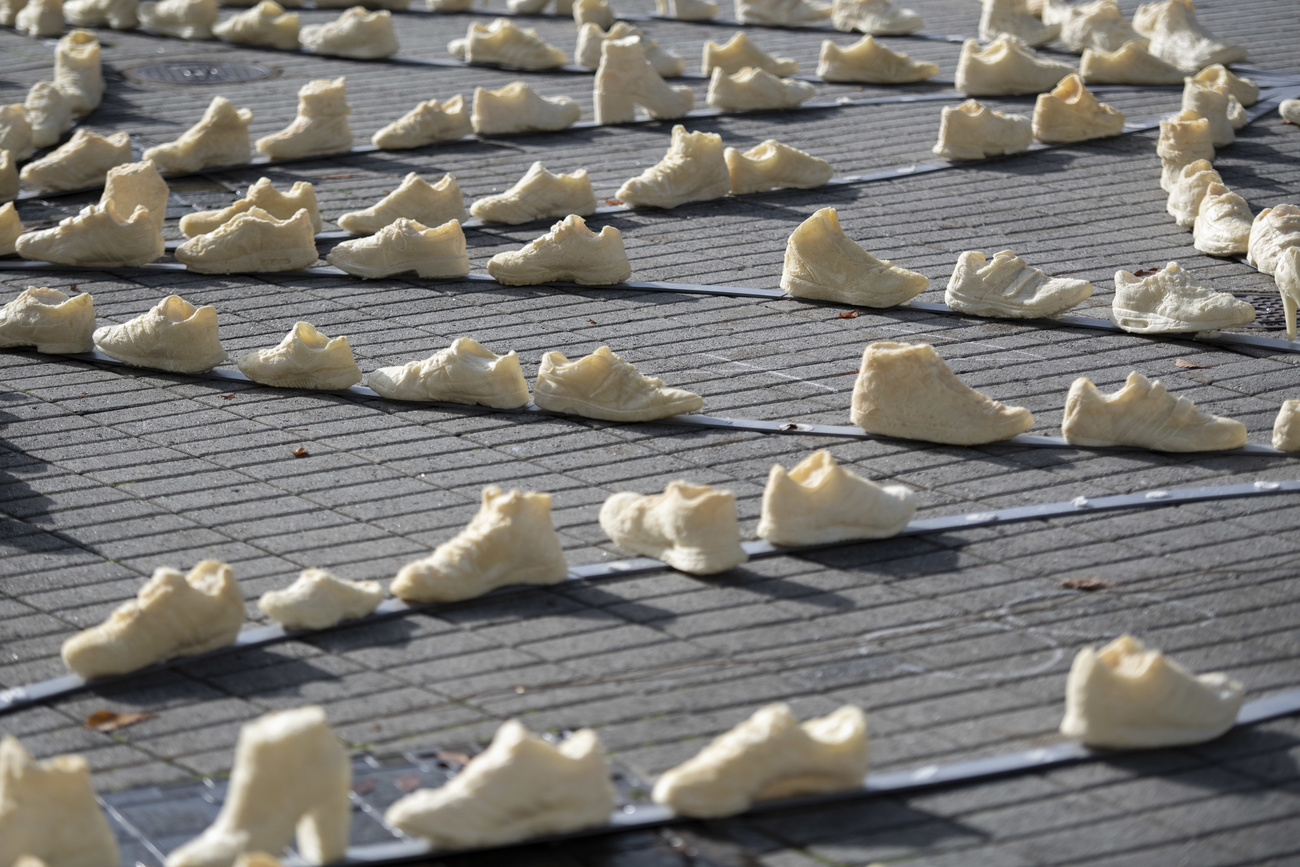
[93,294,225,372]
[451,18,567,70]
[367,336,530,408]
[25,81,74,149]
[338,172,464,235]
[1166,158,1220,228]
[757,449,914,546]
[945,249,1093,318]
[237,321,363,390]
[371,95,470,149]
[54,30,104,115]
[470,161,595,225]
[326,217,470,279]
[932,99,1032,160]
[655,0,717,20]
[707,66,816,112]
[1193,181,1253,257]
[257,569,382,630]
[1111,261,1255,333]
[139,0,218,38]
[17,202,163,268]
[255,77,352,159]
[143,96,253,173]
[979,0,1057,46]
[781,207,928,306]
[615,124,729,209]
[1181,77,1239,148]
[180,177,321,238]
[1157,108,1213,192]
[1052,0,1141,53]
[572,0,612,27]
[832,0,921,34]
[955,34,1074,96]
[817,35,938,83]
[533,344,703,421]
[0,201,24,256]
[176,207,318,273]
[300,6,397,59]
[19,129,131,192]
[1079,40,1184,86]
[725,140,832,194]
[213,0,300,50]
[736,0,830,26]
[599,480,747,574]
[0,104,34,162]
[1190,63,1258,107]
[1272,397,1300,449]
[65,0,139,29]
[0,150,15,204]
[100,161,169,236]
[595,35,694,123]
[471,81,581,135]
[0,286,95,354]
[1031,73,1125,143]
[486,214,629,286]
[702,32,798,76]
[1275,247,1300,341]
[15,0,63,37]
[1062,371,1246,451]
[1134,0,1245,73]
[1246,204,1300,276]
[576,22,684,77]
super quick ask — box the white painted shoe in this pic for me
[213,0,299,50]
[61,560,242,678]
[257,569,383,630]
[817,35,938,83]
[599,480,747,574]
[1193,181,1253,257]
[54,30,104,115]
[955,34,1075,96]
[851,341,1035,444]
[1283,99,1300,125]
[15,0,63,36]
[385,721,614,849]
[0,0,24,23]
[1190,63,1258,108]
[180,177,321,238]
[0,286,95,354]
[17,202,163,268]
[0,104,34,162]
[1053,0,1142,53]
[65,0,138,28]
[707,66,816,112]
[595,36,694,124]
[372,95,471,149]
[1157,108,1212,192]
[702,31,798,76]
[25,81,75,149]
[18,129,130,192]
[1062,370,1246,451]
[1134,0,1245,73]
[945,249,1093,318]
[572,0,611,27]
[1060,635,1245,747]
[615,125,727,208]
[390,486,568,603]
[757,449,914,546]
[94,294,224,373]
[0,202,25,256]
[100,161,169,236]
[143,96,253,173]
[255,76,351,159]
[426,0,470,9]
[1275,247,1300,341]
[652,704,867,817]
[1182,77,1240,148]
[300,6,397,58]
[506,0,572,14]
[725,139,832,194]
[451,18,567,70]
[139,0,218,38]
[979,0,1057,47]
[1031,73,1125,143]
[736,0,830,26]
[1112,261,1255,333]
[471,81,581,134]
[1079,41,1184,86]
[0,151,13,208]
[1273,397,1300,449]
[576,22,684,77]
[338,172,465,235]
[1246,204,1300,276]
[367,336,531,408]
[326,217,470,279]
[175,207,318,274]
[470,161,596,225]
[237,321,363,390]
[1166,158,1220,228]
[534,344,703,421]
[655,0,717,20]
[781,207,928,306]
[487,214,629,285]
[831,0,921,35]
[933,98,1032,160]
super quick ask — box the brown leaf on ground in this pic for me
[1175,358,1211,369]
[587,318,597,324]
[605,198,622,206]
[395,774,422,791]
[85,710,155,732]
[220,393,236,400]
[1059,577,1115,592]
[292,446,310,458]
[1133,267,1160,277]
[838,310,860,319]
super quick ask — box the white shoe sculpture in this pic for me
[0,736,120,867]
[979,0,1057,47]
[1275,247,1300,341]
[1182,78,1240,149]
[0,286,95,354]
[487,214,629,285]
[534,344,704,421]
[817,35,938,83]
[599,480,747,575]
[139,0,218,38]
[326,218,470,279]
[100,161,170,236]
[505,0,571,14]
[66,0,138,28]
[93,294,225,372]
[338,172,464,235]
[956,35,1075,96]
[367,336,531,408]
[15,0,63,36]
[615,125,730,209]
[1157,108,1212,192]
[164,707,351,867]
[1166,158,1220,228]
[1112,261,1255,333]
[652,703,867,817]
[0,153,13,206]
[0,202,22,256]
[945,249,1093,318]
[0,0,25,24]
[1285,99,1300,124]
[390,486,568,603]
[256,76,351,159]
[572,0,611,27]
[1079,41,1184,85]
[831,0,921,35]
[725,140,832,194]
[451,18,567,70]
[25,81,74,149]
[577,22,684,77]
[143,96,253,173]
[757,450,914,546]
[214,0,299,49]
[17,202,163,268]
[237,321,363,390]
[1246,204,1300,276]
[385,721,614,849]
[54,30,104,115]
[1053,0,1143,53]
[1134,0,1246,73]
[781,207,928,306]
[61,560,242,678]
[470,161,596,225]
[851,341,1035,444]
[655,0,716,20]
[18,129,130,192]
[257,568,383,630]
[1191,63,1258,108]
[933,99,1033,160]
[1193,181,1253,257]
[427,0,471,9]
[595,36,695,124]
[702,32,798,77]
[180,177,321,238]
[1273,397,1300,448]
[176,207,318,274]
[1032,74,1125,143]
[372,95,471,149]
[300,7,397,58]
[471,81,581,134]
[736,0,829,25]
[1060,635,1244,747]
[0,104,34,162]
[707,66,816,112]
[1062,371,1246,451]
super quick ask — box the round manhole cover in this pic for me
[127,61,274,85]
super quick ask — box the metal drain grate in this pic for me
[1238,293,1288,330]
[127,61,273,85]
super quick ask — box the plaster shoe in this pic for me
[0,146,14,202]
[139,0,218,38]
[61,560,242,678]
[65,0,137,28]
[956,35,1075,96]
[735,0,830,26]
[390,486,568,603]
[100,161,169,236]
[488,215,628,285]
[652,704,867,817]
[615,125,729,209]
[831,0,921,35]
[0,736,120,867]
[0,0,23,25]
[15,0,62,36]
[0,104,34,162]
[599,480,747,574]
[1275,246,1300,341]
[817,35,938,83]
[213,0,299,50]
[979,0,1057,47]
[180,178,322,238]
[1284,99,1300,125]
[1157,109,1212,192]
[300,7,397,58]
[338,172,464,235]
[54,30,104,115]
[1054,0,1142,53]
[505,0,572,13]
[1193,182,1252,257]
[850,341,1035,445]
[707,66,816,112]
[1112,261,1255,333]
[577,22,684,77]
[19,129,130,192]
[164,707,351,867]
[371,96,471,149]
[595,36,694,124]
[1166,158,1220,228]
[1079,40,1184,85]
[757,449,914,546]
[427,0,472,9]
[471,81,581,135]
[932,99,1033,160]
[945,249,1093,318]
[175,207,318,274]
[17,203,163,268]
[470,161,596,225]
[725,140,832,194]
[1191,64,1258,108]
[533,344,704,421]
[25,82,74,150]
[1060,635,1244,748]
[655,0,717,20]
[144,96,253,173]
[781,207,928,307]
[93,294,224,373]
[1062,371,1246,451]
[237,321,363,390]
[366,336,530,408]
[257,568,382,630]
[385,721,614,849]
[1031,73,1125,142]
[0,202,24,256]
[255,77,351,159]
[572,0,611,27]
[702,32,798,76]
[452,19,567,70]
[326,217,470,280]
[1134,0,1245,73]
[1181,79,1239,148]
[1246,204,1300,276]
[1272,397,1300,449]
[0,286,95,354]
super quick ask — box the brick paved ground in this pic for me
[2,0,1300,863]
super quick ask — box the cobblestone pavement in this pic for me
[3,0,1300,864]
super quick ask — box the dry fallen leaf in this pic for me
[220,393,236,400]
[292,446,310,458]
[587,318,597,324]
[1174,358,1211,369]
[604,198,622,206]
[1059,577,1115,592]
[395,774,422,792]
[1133,267,1160,277]
[85,710,155,732]
[838,310,860,319]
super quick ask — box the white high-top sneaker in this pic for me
[15,0,64,37]
[599,480,747,574]
[54,30,104,114]
[25,81,75,149]
[1135,0,1246,73]
[255,76,352,159]
[1246,204,1300,276]
[1157,109,1213,192]
[100,161,170,236]
[594,36,694,124]
[577,22,684,77]
[1192,181,1253,257]
[1166,159,1220,228]
[0,104,35,161]
[1053,0,1142,53]
[781,207,928,306]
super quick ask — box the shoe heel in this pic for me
[594,92,636,124]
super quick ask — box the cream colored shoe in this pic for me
[390,486,568,603]
[300,6,397,58]
[932,99,1033,160]
[255,76,352,159]
[534,344,703,421]
[237,321,362,390]
[652,704,867,817]
[1111,261,1255,333]
[708,66,816,112]
[1134,0,1245,73]
[599,480,747,574]
[1079,41,1184,85]
[1193,181,1252,257]
[572,0,611,26]
[471,81,581,134]
[736,0,830,26]
[15,0,63,36]
[979,0,1057,46]
[470,161,596,225]
[1273,397,1300,449]
[17,202,163,268]
[1182,78,1239,148]
[781,207,928,306]
[100,161,169,236]
[139,0,218,38]
[831,0,921,34]
[94,294,225,372]
[702,32,798,76]
[0,104,34,162]
[817,35,938,83]
[955,35,1075,96]
[385,721,614,849]
[65,0,138,28]
[595,36,695,123]
[326,217,470,279]
[338,172,464,235]
[758,450,914,546]
[372,95,471,149]
[1054,0,1142,53]
[1285,99,1300,124]
[725,140,832,194]
[0,0,25,24]
[143,96,253,173]
[452,18,567,70]
[0,286,95,354]
[176,207,318,273]
[1191,63,1258,108]
[615,125,730,209]
[1275,247,1300,341]
[257,569,382,630]
[1032,74,1125,142]
[61,560,242,678]
[577,22,684,77]
[0,202,26,256]
[655,0,717,20]
[25,81,74,149]
[945,249,1093,318]
[367,336,530,408]
[19,129,130,192]
[180,177,321,238]
[1157,108,1212,192]
[54,30,104,115]
[506,0,572,13]
[1166,158,1220,228]
[1246,204,1300,276]
[213,0,299,49]
[851,341,1035,444]
[487,214,630,286]
[0,153,12,207]
[1062,371,1246,451]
